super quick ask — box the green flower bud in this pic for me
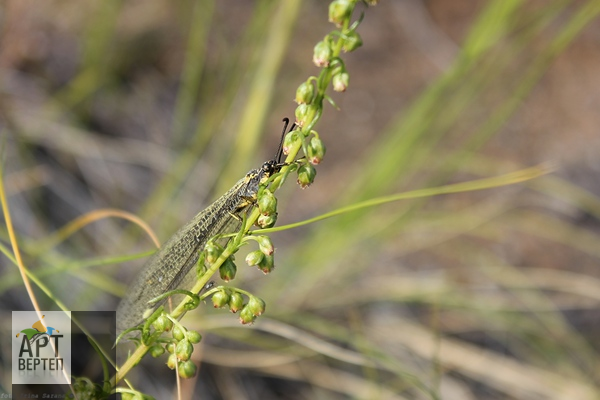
[239,305,257,325]
[297,163,317,188]
[332,71,350,92]
[245,250,264,267]
[212,290,230,308]
[295,103,309,126]
[150,344,165,358]
[152,314,172,333]
[172,325,186,341]
[257,212,277,229]
[247,296,266,316]
[219,258,237,282]
[176,339,194,361]
[178,360,197,379]
[187,330,202,344]
[313,40,332,67]
[295,80,315,104]
[258,253,275,274]
[257,235,274,255]
[296,104,318,128]
[258,189,277,215]
[329,0,353,26]
[205,241,222,265]
[307,136,326,165]
[167,353,177,370]
[229,292,244,313]
[283,129,302,155]
[342,31,362,52]
[166,342,176,354]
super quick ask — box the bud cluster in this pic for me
[148,316,203,379]
[211,288,267,325]
[245,235,276,274]
[291,0,364,188]
[256,188,278,229]
[200,240,240,282]
[239,295,266,325]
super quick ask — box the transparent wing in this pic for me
[117,177,253,333]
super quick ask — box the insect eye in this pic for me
[262,161,273,173]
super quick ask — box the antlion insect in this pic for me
[116,119,294,334]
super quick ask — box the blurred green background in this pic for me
[1,1,600,399]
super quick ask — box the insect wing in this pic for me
[117,176,253,333]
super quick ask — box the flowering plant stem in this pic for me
[115,0,366,388]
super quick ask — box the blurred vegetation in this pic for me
[1,0,600,399]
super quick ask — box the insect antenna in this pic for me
[275,117,295,164]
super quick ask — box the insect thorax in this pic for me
[239,169,262,200]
